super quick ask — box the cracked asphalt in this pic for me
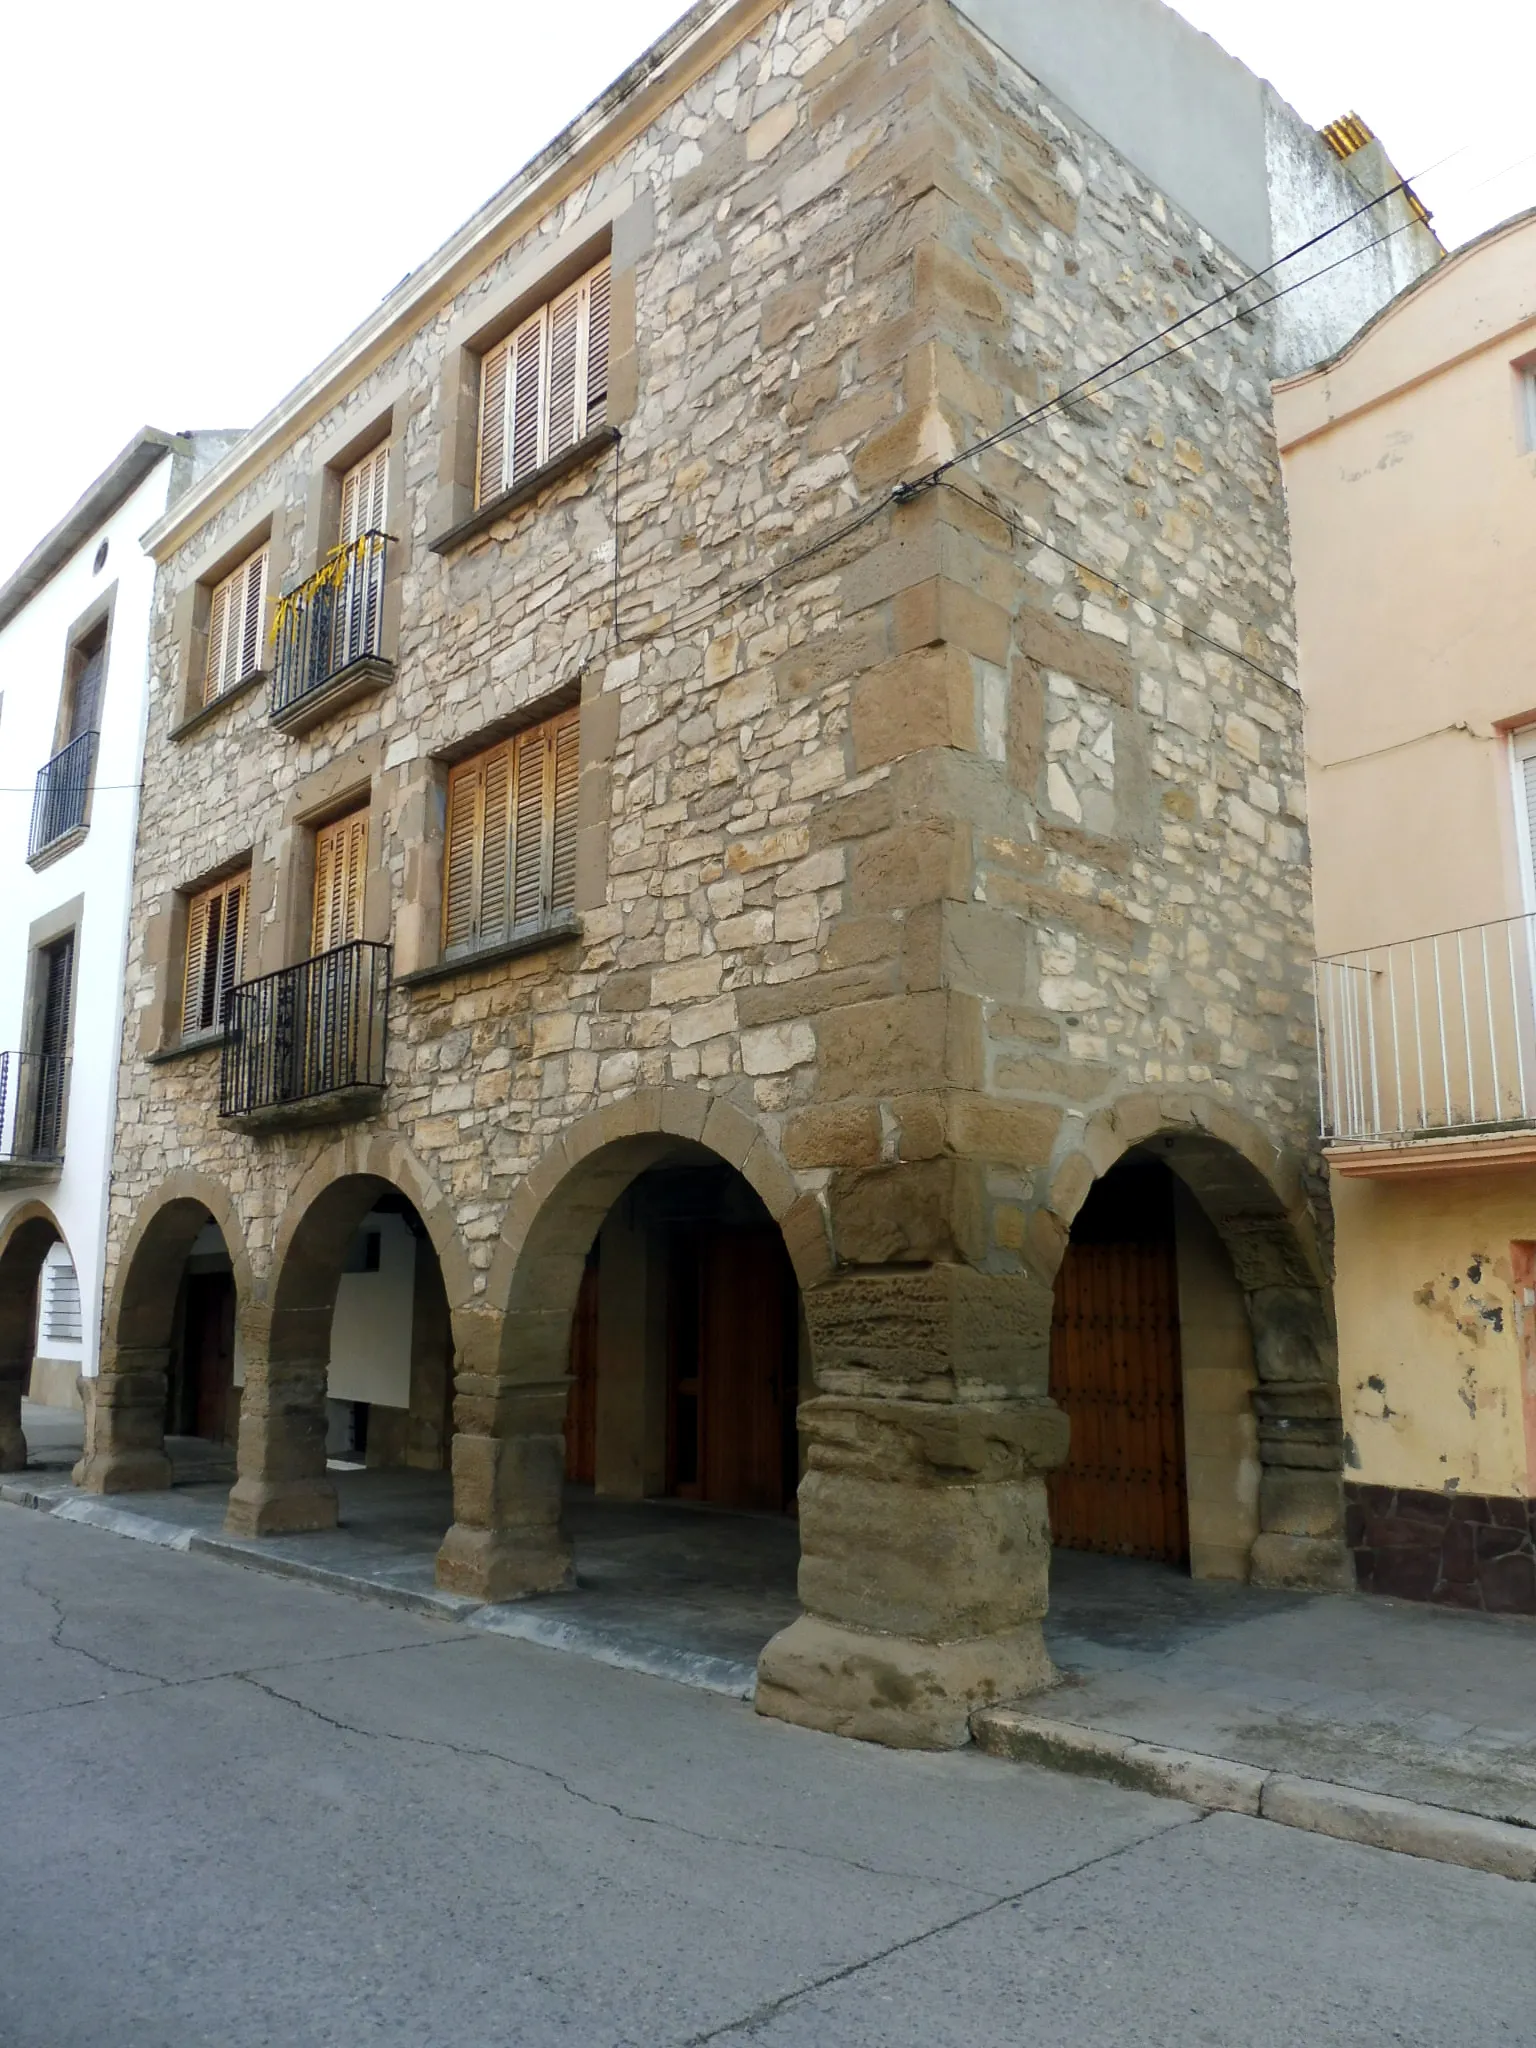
[3,1504,1533,2048]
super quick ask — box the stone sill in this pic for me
[1326,1127,1536,1179]
[427,428,619,555]
[0,1158,62,1188]
[397,916,582,990]
[146,1031,225,1067]
[270,655,394,736]
[222,1084,384,1134]
[27,824,89,872]
[169,668,265,742]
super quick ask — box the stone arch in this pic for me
[228,1139,471,1539]
[438,1085,826,1603]
[0,1202,66,1470]
[77,1171,252,1495]
[1039,1090,1350,1592]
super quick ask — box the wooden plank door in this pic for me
[184,1271,236,1444]
[698,1225,792,1512]
[564,1254,599,1485]
[1048,1235,1188,1564]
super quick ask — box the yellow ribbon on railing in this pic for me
[269,531,381,651]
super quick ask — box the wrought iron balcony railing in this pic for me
[219,941,390,1123]
[270,531,389,724]
[1315,912,1536,1142]
[28,731,97,859]
[0,1052,69,1166]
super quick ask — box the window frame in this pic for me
[475,258,611,508]
[181,872,250,1040]
[202,546,270,706]
[441,708,580,959]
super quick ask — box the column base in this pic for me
[73,1448,173,1493]
[224,1476,338,1538]
[1250,1532,1355,1593]
[435,1522,574,1602]
[755,1613,1057,1751]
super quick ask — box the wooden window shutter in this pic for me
[477,342,510,507]
[583,262,611,434]
[550,711,580,916]
[238,550,267,682]
[311,810,366,953]
[479,741,513,944]
[217,878,247,1023]
[1521,754,1536,899]
[546,282,583,465]
[202,578,231,706]
[510,728,548,930]
[443,757,484,952]
[341,444,388,545]
[510,313,546,486]
[182,892,211,1032]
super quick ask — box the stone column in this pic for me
[434,1299,574,1602]
[73,1350,173,1492]
[756,1264,1068,1750]
[0,1366,25,1471]
[224,1304,337,1537]
[1246,1285,1355,1592]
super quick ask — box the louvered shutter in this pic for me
[1522,754,1536,899]
[341,445,388,545]
[217,879,246,1024]
[443,759,483,951]
[479,742,513,944]
[477,342,509,506]
[511,730,547,929]
[583,263,611,435]
[183,892,211,1033]
[340,813,368,944]
[238,550,267,681]
[203,578,231,705]
[546,282,582,464]
[550,712,580,915]
[510,313,545,486]
[312,818,344,953]
[69,647,105,742]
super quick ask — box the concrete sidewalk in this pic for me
[12,1403,1536,1847]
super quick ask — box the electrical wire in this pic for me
[936,477,1292,688]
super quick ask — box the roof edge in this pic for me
[1274,201,1536,394]
[141,0,765,564]
[0,427,187,634]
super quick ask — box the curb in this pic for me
[973,1707,1536,1883]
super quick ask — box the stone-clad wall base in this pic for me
[224,1476,339,1538]
[1347,1482,1536,1614]
[755,1614,1055,1751]
[1249,1532,1354,1594]
[435,1522,575,1603]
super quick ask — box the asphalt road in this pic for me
[2,1503,1532,2048]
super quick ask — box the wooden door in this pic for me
[183,1271,236,1444]
[666,1225,794,1512]
[564,1254,599,1485]
[312,810,368,954]
[1048,1231,1188,1564]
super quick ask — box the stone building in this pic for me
[81,0,1434,1746]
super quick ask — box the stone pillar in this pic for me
[435,1377,573,1601]
[0,1363,25,1471]
[73,1350,173,1492]
[224,1306,337,1537]
[1246,1285,1355,1593]
[756,1265,1068,1750]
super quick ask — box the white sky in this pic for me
[3,0,1532,584]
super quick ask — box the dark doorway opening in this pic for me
[1049,1158,1189,1566]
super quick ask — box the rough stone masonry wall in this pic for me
[101,0,1337,1734]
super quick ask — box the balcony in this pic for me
[1315,912,1536,1175]
[269,531,392,735]
[28,731,97,864]
[0,1053,68,1185]
[220,942,391,1131]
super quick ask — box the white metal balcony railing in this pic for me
[1315,911,1536,1142]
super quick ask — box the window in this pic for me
[443,709,579,954]
[1522,363,1536,455]
[182,873,248,1036]
[312,809,369,955]
[203,548,269,705]
[41,1251,82,1347]
[62,624,107,746]
[476,259,611,506]
[333,444,389,673]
